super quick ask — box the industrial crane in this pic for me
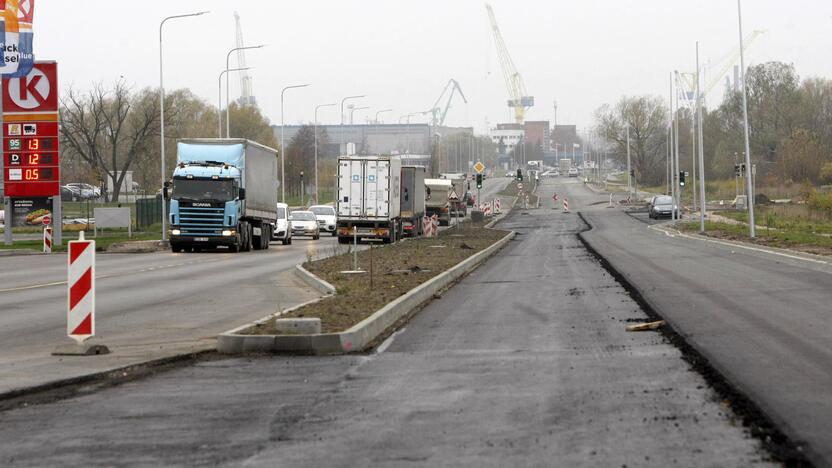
[677,30,765,108]
[485,3,533,124]
[422,79,468,127]
[234,11,256,106]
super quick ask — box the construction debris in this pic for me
[625,320,666,332]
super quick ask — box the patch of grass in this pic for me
[246,225,509,334]
[679,220,832,256]
[0,231,160,252]
[715,209,832,234]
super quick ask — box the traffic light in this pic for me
[516,169,523,181]
[629,169,635,177]
[734,164,741,177]
[679,171,686,187]
[476,173,483,189]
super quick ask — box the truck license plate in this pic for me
[194,237,209,242]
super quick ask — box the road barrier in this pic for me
[67,232,95,343]
[43,226,52,253]
[563,197,570,213]
[494,198,501,214]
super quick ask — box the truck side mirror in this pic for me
[239,188,246,200]
[425,186,431,201]
[163,181,170,199]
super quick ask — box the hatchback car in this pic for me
[289,211,320,239]
[648,195,678,219]
[309,205,337,237]
[272,202,292,244]
[568,168,579,177]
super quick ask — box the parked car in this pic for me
[568,167,579,177]
[61,185,83,201]
[309,205,337,237]
[550,170,560,178]
[65,183,101,199]
[289,210,320,239]
[271,202,292,245]
[648,195,678,219]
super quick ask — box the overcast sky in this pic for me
[38,0,832,134]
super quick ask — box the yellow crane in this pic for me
[485,3,533,124]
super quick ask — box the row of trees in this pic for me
[594,61,832,190]
[60,82,278,202]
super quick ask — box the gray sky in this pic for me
[39,0,832,133]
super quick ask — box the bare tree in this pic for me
[595,95,668,186]
[60,81,161,201]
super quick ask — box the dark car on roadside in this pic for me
[648,195,678,219]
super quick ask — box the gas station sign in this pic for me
[2,62,60,198]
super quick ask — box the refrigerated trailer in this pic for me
[401,166,426,237]
[336,155,403,243]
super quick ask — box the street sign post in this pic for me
[2,61,61,246]
[473,161,485,174]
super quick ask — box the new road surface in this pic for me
[0,177,776,467]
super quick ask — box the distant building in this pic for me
[523,120,550,152]
[272,123,432,156]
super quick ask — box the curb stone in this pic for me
[217,230,516,355]
[295,264,336,295]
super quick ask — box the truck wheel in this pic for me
[338,236,349,244]
[241,223,252,252]
[170,243,183,253]
[331,230,337,237]
[252,223,263,250]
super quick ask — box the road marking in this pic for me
[648,224,830,266]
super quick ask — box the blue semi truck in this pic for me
[167,139,278,253]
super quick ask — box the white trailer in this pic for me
[336,155,403,243]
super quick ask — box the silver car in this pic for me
[648,195,678,219]
[289,210,320,240]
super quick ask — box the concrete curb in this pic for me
[217,230,516,355]
[294,264,337,295]
[105,240,167,253]
[0,249,42,257]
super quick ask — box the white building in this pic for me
[490,128,524,155]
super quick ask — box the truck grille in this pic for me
[179,206,224,236]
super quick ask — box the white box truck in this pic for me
[559,158,572,175]
[337,155,403,244]
[401,166,426,237]
[425,178,452,226]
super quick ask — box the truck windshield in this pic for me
[172,178,234,201]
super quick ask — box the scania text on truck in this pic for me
[424,178,452,226]
[167,139,278,253]
[336,155,403,244]
[400,165,426,237]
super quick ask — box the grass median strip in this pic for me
[245,225,509,335]
[678,220,832,256]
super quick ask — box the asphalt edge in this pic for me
[0,350,217,412]
[217,230,516,355]
[575,210,814,467]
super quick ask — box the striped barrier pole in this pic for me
[563,197,570,213]
[67,232,95,343]
[43,226,52,253]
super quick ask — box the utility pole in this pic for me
[626,125,631,200]
[670,73,677,220]
[696,41,707,232]
[738,0,756,237]
[673,72,681,219]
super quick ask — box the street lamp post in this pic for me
[626,126,631,200]
[218,67,251,138]
[737,0,756,237]
[314,102,337,204]
[159,10,208,244]
[280,83,311,203]
[350,106,369,125]
[340,95,366,156]
[225,44,265,137]
[374,108,393,124]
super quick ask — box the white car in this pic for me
[271,202,292,245]
[289,211,320,240]
[309,205,337,237]
[568,168,579,177]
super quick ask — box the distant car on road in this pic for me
[648,195,678,219]
[272,202,292,245]
[289,210,320,239]
[568,168,579,177]
[309,205,337,237]
[505,171,514,177]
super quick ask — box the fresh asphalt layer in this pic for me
[575,184,832,467]
[0,178,773,467]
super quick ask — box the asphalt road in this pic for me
[0,176,773,467]
[0,235,336,395]
[575,182,832,467]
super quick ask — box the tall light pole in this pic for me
[314,102,337,204]
[340,95,366,156]
[225,44,265,137]
[218,67,251,138]
[350,106,369,125]
[399,113,418,154]
[159,10,208,243]
[374,108,393,124]
[738,0,756,237]
[670,73,677,220]
[626,125,632,199]
[280,83,310,203]
[696,41,707,232]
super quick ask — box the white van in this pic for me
[272,202,292,245]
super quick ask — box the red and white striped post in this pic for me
[43,226,53,253]
[67,232,95,343]
[562,197,570,213]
